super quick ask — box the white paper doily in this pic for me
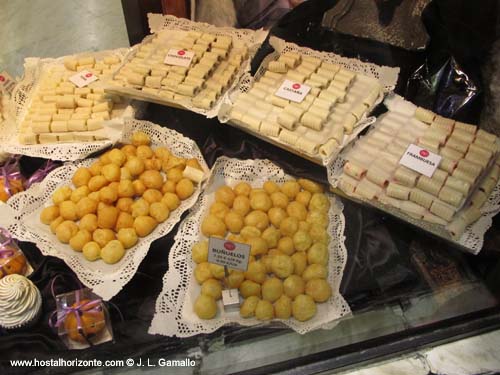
[5,119,209,300]
[219,36,399,165]
[149,157,351,337]
[326,99,500,254]
[107,14,268,119]
[3,49,138,161]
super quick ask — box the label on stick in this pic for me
[69,70,99,88]
[164,49,194,67]
[207,237,250,272]
[275,79,311,103]
[399,144,442,178]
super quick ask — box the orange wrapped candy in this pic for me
[0,156,24,202]
[63,298,106,343]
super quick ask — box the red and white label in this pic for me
[275,79,311,103]
[207,237,250,271]
[69,70,99,88]
[0,71,16,95]
[164,49,194,67]
[399,144,442,178]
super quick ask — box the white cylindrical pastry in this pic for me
[444,176,470,195]
[277,112,298,130]
[355,179,381,200]
[87,118,104,131]
[452,128,475,144]
[32,122,51,134]
[387,182,411,200]
[470,190,487,208]
[394,166,419,187]
[438,186,463,207]
[344,161,366,180]
[319,139,338,157]
[50,121,68,132]
[301,112,323,130]
[321,62,340,72]
[145,76,162,89]
[410,188,435,209]
[56,96,76,109]
[92,102,110,113]
[430,200,455,222]
[476,129,497,143]
[479,177,497,196]
[182,165,204,183]
[451,168,475,185]
[278,128,299,145]
[447,218,467,239]
[416,175,444,196]
[440,146,463,161]
[268,61,288,73]
[343,114,357,134]
[260,121,281,137]
[241,114,261,131]
[67,119,87,131]
[296,138,319,155]
[366,166,390,187]
[414,107,435,124]
[177,83,199,97]
[286,70,307,83]
[77,98,93,107]
[271,96,289,108]
[469,143,493,161]
[460,206,482,225]
[338,174,358,195]
[400,201,426,219]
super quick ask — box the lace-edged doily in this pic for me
[2,49,138,161]
[106,14,268,119]
[326,101,500,254]
[149,157,351,337]
[219,36,399,165]
[5,119,209,300]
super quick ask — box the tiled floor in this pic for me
[1,0,129,78]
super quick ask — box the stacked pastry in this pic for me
[113,30,248,110]
[338,107,500,239]
[228,51,383,158]
[19,54,127,145]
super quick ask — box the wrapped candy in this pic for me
[0,228,32,279]
[0,156,24,202]
[49,281,113,349]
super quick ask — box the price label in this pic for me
[274,79,311,103]
[0,71,16,96]
[207,237,250,272]
[399,144,442,178]
[69,70,99,88]
[164,49,195,67]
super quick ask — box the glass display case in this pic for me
[1,0,499,374]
